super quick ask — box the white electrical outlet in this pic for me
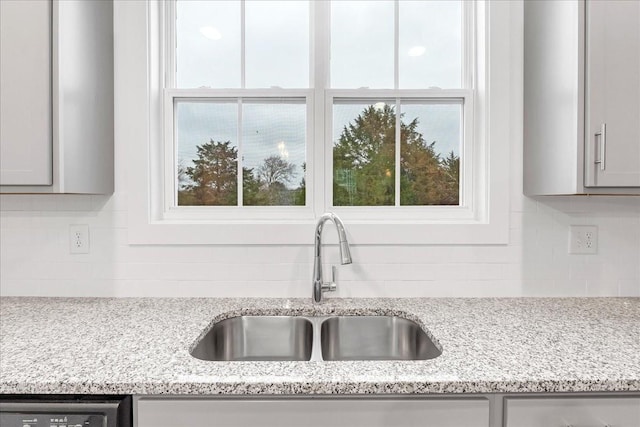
[569,225,598,254]
[69,224,90,254]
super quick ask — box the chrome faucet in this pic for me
[312,213,352,303]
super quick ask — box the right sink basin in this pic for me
[320,315,442,361]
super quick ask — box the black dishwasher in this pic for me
[0,395,132,427]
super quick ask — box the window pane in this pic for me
[242,101,306,206]
[331,1,394,89]
[333,101,396,206]
[400,102,461,205]
[399,1,462,89]
[245,1,309,88]
[176,101,238,206]
[176,1,241,88]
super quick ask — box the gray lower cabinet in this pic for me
[136,395,640,427]
[136,397,490,427]
[504,396,640,427]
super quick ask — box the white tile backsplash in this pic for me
[2,182,639,298]
[2,187,640,298]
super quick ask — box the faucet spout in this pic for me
[312,213,352,303]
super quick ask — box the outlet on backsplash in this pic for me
[569,225,598,254]
[69,224,90,254]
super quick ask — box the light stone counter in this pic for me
[0,297,638,395]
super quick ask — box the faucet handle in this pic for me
[322,266,338,293]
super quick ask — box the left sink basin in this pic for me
[190,316,313,361]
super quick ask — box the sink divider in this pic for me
[307,316,328,362]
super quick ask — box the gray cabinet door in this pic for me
[136,398,490,427]
[505,396,640,427]
[0,0,52,185]
[585,0,640,187]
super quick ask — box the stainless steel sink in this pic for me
[190,316,313,361]
[190,314,440,362]
[320,316,442,361]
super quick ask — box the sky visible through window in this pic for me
[177,101,307,187]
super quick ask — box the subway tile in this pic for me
[173,281,309,298]
[586,279,619,297]
[619,280,640,297]
[245,245,312,264]
[0,280,46,296]
[521,279,587,297]
[0,211,42,228]
[91,193,128,212]
[510,194,537,213]
[1,188,638,298]
[0,195,35,211]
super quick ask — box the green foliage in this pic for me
[333,105,459,206]
[178,105,458,208]
[178,141,305,206]
[439,151,460,205]
[242,166,262,206]
[293,162,306,206]
[182,140,238,206]
[333,105,396,206]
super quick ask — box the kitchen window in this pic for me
[123,0,511,244]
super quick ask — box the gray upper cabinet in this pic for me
[584,0,640,188]
[524,0,640,195]
[0,0,52,186]
[0,0,114,194]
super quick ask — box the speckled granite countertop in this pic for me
[0,297,638,395]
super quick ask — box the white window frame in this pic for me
[121,0,510,245]
[164,92,315,221]
[163,0,315,221]
[326,93,473,221]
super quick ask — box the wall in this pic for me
[2,112,639,298]
[1,2,639,298]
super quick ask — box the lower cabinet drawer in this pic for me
[505,396,640,427]
[136,397,490,427]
